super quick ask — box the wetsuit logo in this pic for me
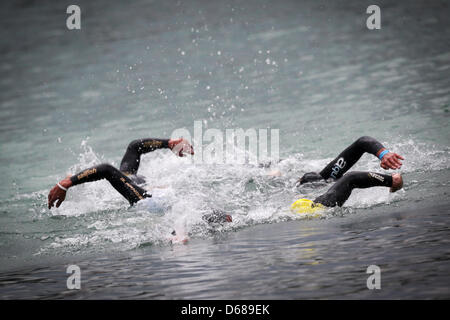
[120,177,144,200]
[143,140,162,149]
[77,168,97,180]
[330,157,346,180]
[369,172,384,182]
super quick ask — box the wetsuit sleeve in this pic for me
[70,164,150,205]
[120,138,170,174]
[314,171,393,207]
[319,136,385,181]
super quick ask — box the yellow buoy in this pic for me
[290,198,324,214]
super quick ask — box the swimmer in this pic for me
[47,137,232,224]
[294,136,404,208]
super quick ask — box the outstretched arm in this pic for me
[48,163,150,209]
[313,171,403,207]
[120,138,194,174]
[298,136,404,184]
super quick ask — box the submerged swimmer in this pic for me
[47,137,232,225]
[289,136,404,211]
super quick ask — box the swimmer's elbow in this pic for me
[356,136,375,145]
[355,136,384,156]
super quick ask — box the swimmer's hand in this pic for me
[296,172,323,185]
[48,177,72,209]
[380,152,404,170]
[168,138,194,157]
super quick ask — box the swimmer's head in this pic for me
[202,210,232,224]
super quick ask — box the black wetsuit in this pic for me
[69,138,169,205]
[313,171,393,207]
[298,136,394,207]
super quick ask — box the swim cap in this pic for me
[290,198,324,214]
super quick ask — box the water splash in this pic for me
[32,138,448,256]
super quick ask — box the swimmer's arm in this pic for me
[48,167,106,209]
[297,136,404,185]
[130,138,194,157]
[133,138,170,153]
[357,136,404,170]
[48,164,149,209]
